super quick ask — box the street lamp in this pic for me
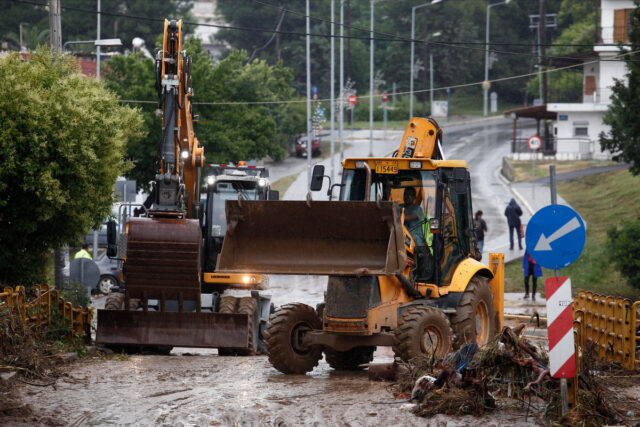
[428,32,441,116]
[62,38,122,80]
[62,38,122,51]
[483,0,511,117]
[410,0,442,119]
[19,22,28,52]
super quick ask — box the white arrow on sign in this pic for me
[534,217,581,251]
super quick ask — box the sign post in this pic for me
[348,94,357,134]
[527,135,542,199]
[526,203,586,414]
[382,92,388,139]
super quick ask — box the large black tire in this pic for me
[324,346,375,370]
[218,296,238,356]
[393,305,453,363]
[104,292,124,310]
[264,303,322,374]
[235,297,257,356]
[450,276,496,348]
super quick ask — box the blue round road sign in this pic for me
[525,204,586,269]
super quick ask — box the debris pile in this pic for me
[0,304,78,391]
[393,325,626,425]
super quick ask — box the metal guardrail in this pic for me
[573,291,639,370]
[0,284,92,342]
[504,292,639,370]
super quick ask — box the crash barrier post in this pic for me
[573,291,639,370]
[489,253,505,330]
[0,285,92,342]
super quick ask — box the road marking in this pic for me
[534,217,580,251]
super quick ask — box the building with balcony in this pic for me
[547,0,635,160]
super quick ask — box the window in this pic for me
[573,122,589,137]
[614,9,633,43]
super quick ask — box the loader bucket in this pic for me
[96,310,249,348]
[217,200,407,276]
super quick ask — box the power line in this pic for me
[116,49,639,106]
[8,0,633,63]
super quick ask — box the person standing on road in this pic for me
[474,210,488,253]
[74,243,92,260]
[522,249,543,300]
[504,198,523,250]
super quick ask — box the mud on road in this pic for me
[9,351,540,427]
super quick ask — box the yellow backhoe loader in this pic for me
[217,117,504,374]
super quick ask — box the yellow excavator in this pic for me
[217,117,504,373]
[96,19,273,355]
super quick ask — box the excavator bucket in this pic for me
[96,217,250,349]
[96,310,249,348]
[217,200,407,276]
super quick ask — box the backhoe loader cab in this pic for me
[217,117,505,374]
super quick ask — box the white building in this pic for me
[192,0,227,58]
[548,0,635,160]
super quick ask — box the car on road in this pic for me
[295,134,321,157]
[95,252,121,294]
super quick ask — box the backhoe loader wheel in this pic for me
[264,303,322,374]
[104,293,124,310]
[393,305,453,363]
[218,296,238,356]
[450,276,496,348]
[235,297,258,356]
[324,346,375,370]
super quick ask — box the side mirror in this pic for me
[310,164,325,191]
[453,167,469,195]
[268,190,279,200]
[106,220,118,258]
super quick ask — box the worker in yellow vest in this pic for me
[74,243,92,260]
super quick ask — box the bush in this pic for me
[607,217,640,289]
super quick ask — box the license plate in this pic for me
[375,161,398,174]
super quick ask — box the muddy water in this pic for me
[14,353,538,426]
[11,277,542,425]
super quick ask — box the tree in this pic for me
[104,39,305,191]
[0,0,194,51]
[0,50,144,286]
[600,1,640,176]
[607,217,640,289]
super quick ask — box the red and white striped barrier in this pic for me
[545,277,576,378]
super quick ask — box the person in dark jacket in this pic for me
[504,198,523,250]
[474,210,488,253]
[522,249,543,300]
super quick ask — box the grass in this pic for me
[270,173,298,196]
[318,140,352,159]
[509,159,616,183]
[503,169,640,300]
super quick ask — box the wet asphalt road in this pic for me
[10,118,543,426]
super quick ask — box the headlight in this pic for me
[242,275,251,284]
[181,150,189,160]
[258,178,267,187]
[207,176,215,185]
[355,160,366,168]
[409,161,422,169]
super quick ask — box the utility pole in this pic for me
[369,0,374,157]
[50,0,66,289]
[339,0,344,161]
[49,0,61,55]
[97,0,101,80]
[346,0,351,80]
[330,0,335,185]
[539,0,547,105]
[306,0,312,190]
